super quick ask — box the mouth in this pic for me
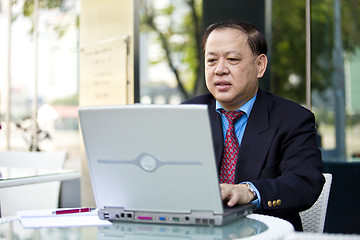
[215,80,231,85]
[215,81,231,90]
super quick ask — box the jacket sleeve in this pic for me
[251,109,325,215]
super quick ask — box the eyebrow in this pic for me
[205,52,217,57]
[224,51,241,56]
[205,51,241,57]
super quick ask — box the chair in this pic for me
[0,151,66,217]
[299,173,332,232]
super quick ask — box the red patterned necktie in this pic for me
[219,110,244,184]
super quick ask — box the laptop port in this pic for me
[158,217,167,221]
[172,217,181,222]
[138,216,153,220]
[103,213,110,219]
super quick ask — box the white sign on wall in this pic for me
[80,36,129,106]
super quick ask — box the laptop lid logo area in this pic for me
[98,152,202,173]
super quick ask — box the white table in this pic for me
[246,214,294,240]
[0,213,294,240]
[0,167,81,217]
[0,168,80,188]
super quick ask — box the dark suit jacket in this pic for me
[182,89,325,231]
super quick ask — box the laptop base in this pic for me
[98,204,255,226]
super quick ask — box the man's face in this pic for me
[204,28,265,111]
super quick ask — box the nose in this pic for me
[214,59,229,75]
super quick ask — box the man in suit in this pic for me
[183,20,324,231]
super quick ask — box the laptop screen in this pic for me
[79,104,224,214]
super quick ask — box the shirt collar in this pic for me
[216,94,257,117]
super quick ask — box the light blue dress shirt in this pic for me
[216,94,261,209]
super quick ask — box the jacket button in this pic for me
[277,199,282,206]
[268,201,272,207]
[273,200,277,207]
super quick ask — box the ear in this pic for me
[256,54,268,78]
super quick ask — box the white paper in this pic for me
[17,208,112,228]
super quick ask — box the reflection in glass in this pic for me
[97,217,267,240]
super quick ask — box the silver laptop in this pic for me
[78,104,255,226]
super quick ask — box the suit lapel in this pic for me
[235,89,277,183]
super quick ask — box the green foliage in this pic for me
[142,0,359,102]
[16,0,359,104]
[272,0,360,103]
[341,0,360,53]
[13,0,72,38]
[140,0,202,99]
[18,0,63,17]
[310,0,333,98]
[272,1,307,102]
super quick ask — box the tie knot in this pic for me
[220,109,244,124]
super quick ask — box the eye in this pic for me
[228,58,239,63]
[206,58,217,64]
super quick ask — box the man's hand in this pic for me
[220,183,254,207]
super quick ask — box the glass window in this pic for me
[0,0,80,169]
[2,0,359,165]
[139,0,203,104]
[266,0,360,162]
[311,0,360,162]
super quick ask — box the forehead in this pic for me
[205,28,250,53]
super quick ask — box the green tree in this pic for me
[272,0,360,103]
[13,0,77,38]
[18,0,360,104]
[140,0,202,99]
[271,1,307,102]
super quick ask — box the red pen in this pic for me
[53,208,94,215]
